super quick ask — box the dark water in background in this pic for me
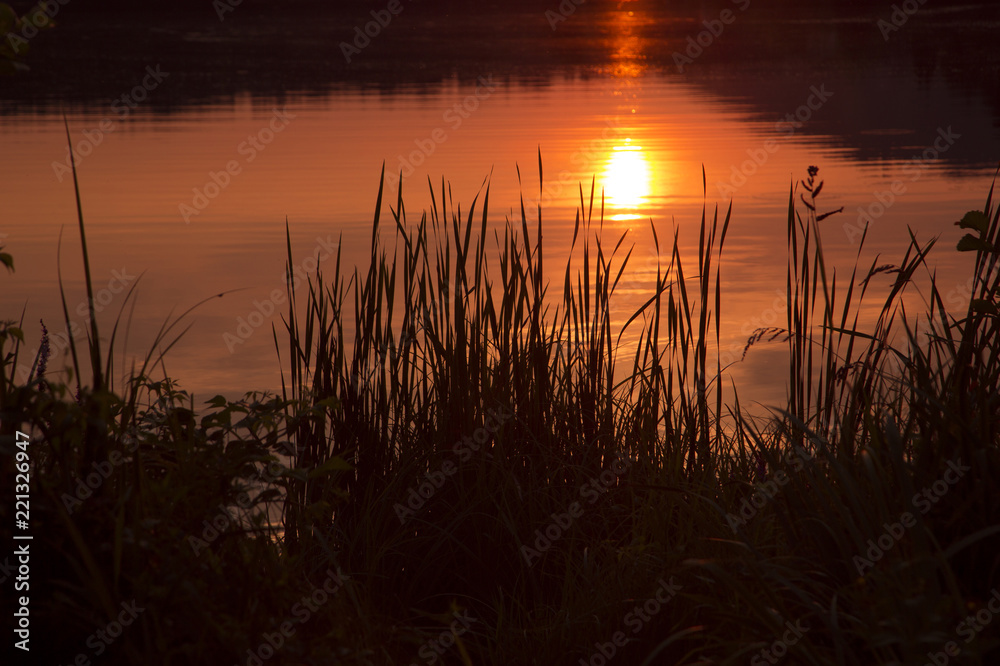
[2,0,999,408]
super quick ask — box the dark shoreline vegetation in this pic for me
[1,153,999,665]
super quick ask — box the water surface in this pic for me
[3,2,998,408]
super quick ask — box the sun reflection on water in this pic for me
[603,138,651,220]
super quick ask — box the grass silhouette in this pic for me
[1,150,998,665]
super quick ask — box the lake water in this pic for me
[3,2,999,409]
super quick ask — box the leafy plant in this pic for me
[2,154,998,665]
[0,1,54,74]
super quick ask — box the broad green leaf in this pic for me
[205,394,228,408]
[957,234,993,252]
[955,210,989,234]
[969,299,999,316]
[0,39,30,63]
[305,501,332,522]
[23,5,54,30]
[312,395,342,412]
[308,456,352,479]
[0,3,19,35]
[283,467,308,481]
[0,60,29,74]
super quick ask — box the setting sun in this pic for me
[3,1,998,663]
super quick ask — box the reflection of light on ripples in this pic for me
[604,138,651,221]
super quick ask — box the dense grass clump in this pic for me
[1,156,998,665]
